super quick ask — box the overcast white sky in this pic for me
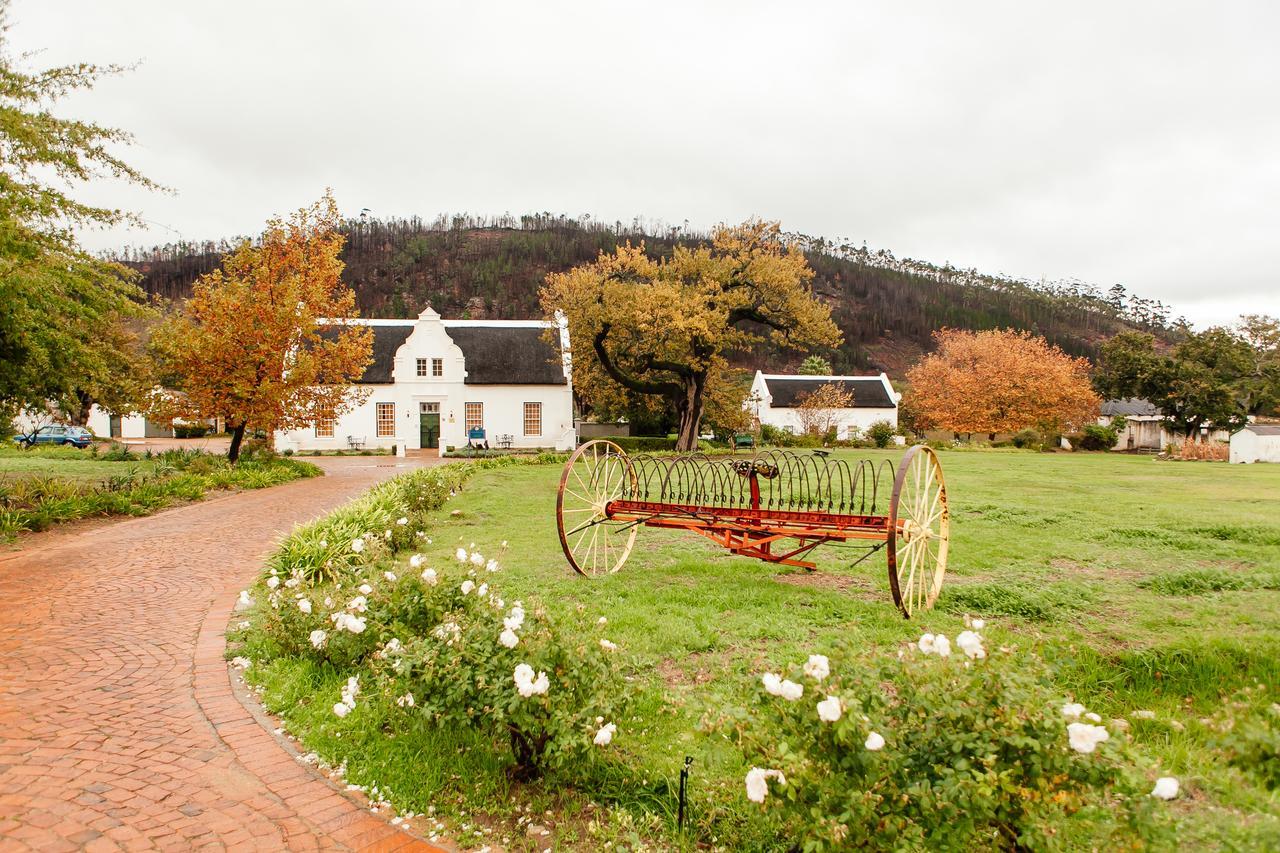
[10,0,1279,327]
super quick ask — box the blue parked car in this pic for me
[13,425,93,448]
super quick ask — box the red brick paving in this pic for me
[0,458,447,851]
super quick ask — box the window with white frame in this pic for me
[416,358,428,377]
[432,358,443,377]
[376,402,395,437]
[464,402,483,432]
[315,405,335,438]
[523,402,542,436]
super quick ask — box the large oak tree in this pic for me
[151,194,373,461]
[541,220,841,450]
[906,328,1100,439]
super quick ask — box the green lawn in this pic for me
[248,449,1280,849]
[0,450,160,483]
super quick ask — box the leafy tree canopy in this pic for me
[906,328,1100,438]
[0,3,162,420]
[542,220,841,450]
[150,194,373,461]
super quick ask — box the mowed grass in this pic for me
[384,449,1279,848]
[0,449,161,482]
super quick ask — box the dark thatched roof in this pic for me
[763,376,895,409]
[447,325,566,385]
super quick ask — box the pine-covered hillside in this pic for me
[120,213,1179,376]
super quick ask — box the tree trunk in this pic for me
[227,422,247,463]
[674,373,708,452]
[70,391,93,427]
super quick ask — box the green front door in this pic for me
[420,412,440,449]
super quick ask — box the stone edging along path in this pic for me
[0,457,446,851]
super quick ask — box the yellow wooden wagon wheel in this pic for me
[556,440,639,577]
[886,445,950,618]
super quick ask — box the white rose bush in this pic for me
[239,457,629,782]
[727,626,1165,851]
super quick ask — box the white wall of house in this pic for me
[273,309,575,454]
[1230,428,1280,464]
[747,371,899,440]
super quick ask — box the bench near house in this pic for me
[273,307,576,456]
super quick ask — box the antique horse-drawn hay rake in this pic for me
[555,440,950,617]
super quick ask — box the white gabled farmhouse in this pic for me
[746,371,900,439]
[274,307,576,455]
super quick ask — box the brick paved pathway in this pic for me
[0,458,446,852]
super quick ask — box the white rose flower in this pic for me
[917,633,935,654]
[504,607,525,631]
[469,552,485,566]
[420,567,438,585]
[396,517,408,526]
[333,702,351,718]
[1067,722,1110,754]
[485,559,499,572]
[351,539,365,553]
[972,618,985,630]
[348,595,368,613]
[761,672,783,696]
[816,695,842,723]
[803,654,830,681]
[266,576,280,590]
[396,693,415,708]
[597,616,607,626]
[238,590,252,606]
[358,583,373,595]
[955,631,985,659]
[461,580,475,595]
[1062,702,1086,720]
[309,629,327,648]
[864,731,886,751]
[383,571,397,582]
[477,583,488,597]
[932,634,952,657]
[1084,712,1102,723]
[345,614,366,634]
[530,671,549,695]
[593,722,617,746]
[409,554,424,569]
[744,767,785,803]
[297,599,312,614]
[499,628,519,648]
[455,547,468,562]
[1151,777,1179,800]
[599,638,617,652]
[777,680,803,701]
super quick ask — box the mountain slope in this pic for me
[120,214,1177,376]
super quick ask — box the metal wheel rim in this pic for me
[556,440,638,577]
[887,445,949,618]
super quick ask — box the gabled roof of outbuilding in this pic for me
[761,375,896,409]
[1100,397,1159,417]
[1240,424,1280,436]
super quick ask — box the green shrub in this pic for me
[728,635,1163,851]
[866,419,897,449]
[174,423,212,438]
[1012,428,1042,449]
[1219,702,1280,790]
[1076,423,1119,452]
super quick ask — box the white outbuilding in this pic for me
[1229,425,1280,464]
[746,371,900,440]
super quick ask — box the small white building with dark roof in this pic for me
[1230,425,1280,464]
[746,371,900,439]
[273,306,575,455]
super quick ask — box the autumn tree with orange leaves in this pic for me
[905,329,1100,440]
[151,194,373,461]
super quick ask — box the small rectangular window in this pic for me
[416,358,428,377]
[464,402,484,432]
[523,402,542,436]
[376,402,395,437]
[432,358,444,377]
[315,406,335,438]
